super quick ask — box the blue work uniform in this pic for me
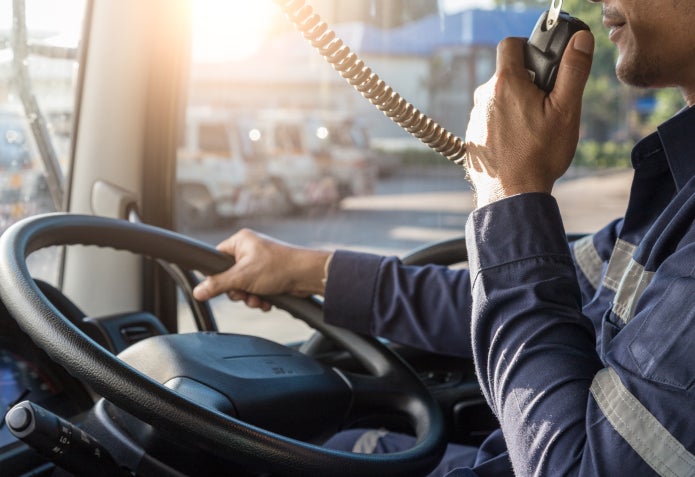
[323,105,695,476]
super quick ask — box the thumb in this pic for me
[192,278,214,301]
[551,30,594,110]
[193,268,241,301]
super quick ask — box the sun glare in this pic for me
[191,0,276,62]
[0,0,86,47]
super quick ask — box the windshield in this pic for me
[3,0,682,344]
[175,0,674,343]
[0,0,87,283]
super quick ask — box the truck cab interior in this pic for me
[0,0,642,475]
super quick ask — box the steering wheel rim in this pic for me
[0,213,446,477]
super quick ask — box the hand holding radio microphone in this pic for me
[464,1,594,207]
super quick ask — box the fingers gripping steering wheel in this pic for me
[0,213,446,477]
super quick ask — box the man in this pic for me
[194,0,695,475]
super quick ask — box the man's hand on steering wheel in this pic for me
[193,228,332,311]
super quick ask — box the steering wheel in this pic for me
[0,213,446,477]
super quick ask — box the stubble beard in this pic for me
[615,47,663,89]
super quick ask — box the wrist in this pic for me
[473,178,552,208]
[290,249,333,296]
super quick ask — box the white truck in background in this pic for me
[176,107,340,229]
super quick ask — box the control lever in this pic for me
[5,400,132,477]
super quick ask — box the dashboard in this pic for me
[0,279,494,475]
[0,303,93,473]
[0,346,57,449]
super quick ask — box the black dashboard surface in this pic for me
[0,297,93,473]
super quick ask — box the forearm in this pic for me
[324,250,474,358]
[466,193,603,475]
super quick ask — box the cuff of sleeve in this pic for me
[321,253,333,289]
[324,250,384,335]
[465,193,571,276]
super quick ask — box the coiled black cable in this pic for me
[274,0,467,164]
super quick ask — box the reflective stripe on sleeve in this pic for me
[611,258,654,324]
[352,429,389,453]
[602,239,636,292]
[602,239,654,324]
[590,367,695,477]
[573,235,603,289]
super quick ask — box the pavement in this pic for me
[554,168,632,234]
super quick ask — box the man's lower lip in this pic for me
[609,25,624,42]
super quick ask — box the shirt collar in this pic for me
[656,105,695,191]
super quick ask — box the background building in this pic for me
[307,0,439,28]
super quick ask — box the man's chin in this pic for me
[615,58,652,88]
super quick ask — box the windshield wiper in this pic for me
[11,0,70,209]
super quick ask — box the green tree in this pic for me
[647,88,686,128]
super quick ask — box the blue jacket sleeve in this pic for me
[323,250,474,358]
[465,193,605,475]
[321,218,619,360]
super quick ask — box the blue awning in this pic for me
[335,8,543,56]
